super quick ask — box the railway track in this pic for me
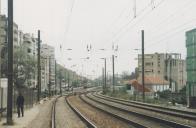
[51,95,88,128]
[66,96,97,128]
[95,91,196,119]
[84,92,193,128]
[67,95,133,128]
[79,94,151,128]
[51,97,58,128]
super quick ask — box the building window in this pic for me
[27,48,31,53]
[145,62,152,66]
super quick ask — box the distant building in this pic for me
[0,15,18,77]
[22,33,38,56]
[18,32,38,88]
[126,76,169,98]
[126,79,153,98]
[138,53,186,92]
[41,44,55,92]
[137,76,170,92]
[186,28,196,108]
[0,15,18,47]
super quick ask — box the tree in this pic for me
[1,46,8,77]
[121,71,137,80]
[71,80,79,87]
[13,47,36,89]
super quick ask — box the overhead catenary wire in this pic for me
[61,0,76,53]
[146,18,196,44]
[146,0,196,34]
[109,0,166,43]
[109,0,196,55]
[102,0,164,46]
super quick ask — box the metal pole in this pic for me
[7,0,14,124]
[60,70,62,95]
[142,30,145,102]
[112,55,115,93]
[55,60,57,95]
[68,72,70,91]
[37,30,41,102]
[102,68,104,93]
[133,0,136,18]
[49,57,51,97]
[104,58,107,92]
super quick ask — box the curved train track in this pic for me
[51,92,195,128]
[94,92,196,119]
[83,92,194,128]
[66,96,97,128]
[51,97,58,128]
[51,95,96,128]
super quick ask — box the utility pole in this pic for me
[112,55,115,93]
[55,60,57,95]
[48,57,51,97]
[104,58,107,92]
[102,68,105,93]
[37,30,41,102]
[141,30,145,102]
[59,70,62,95]
[7,0,14,124]
[68,72,70,91]
[133,0,136,18]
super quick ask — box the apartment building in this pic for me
[22,33,37,56]
[0,15,18,77]
[0,15,18,46]
[41,44,55,92]
[138,53,186,92]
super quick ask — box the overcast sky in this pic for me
[1,0,196,79]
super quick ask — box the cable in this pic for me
[111,0,166,43]
[102,0,161,45]
[145,26,195,50]
[61,0,76,51]
[146,0,196,34]
[145,18,196,48]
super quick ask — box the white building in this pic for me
[138,53,187,92]
[41,44,55,92]
[0,15,18,77]
[22,33,37,56]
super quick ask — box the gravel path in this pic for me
[55,97,86,128]
[27,98,55,128]
[67,95,131,128]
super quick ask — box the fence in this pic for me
[13,87,37,112]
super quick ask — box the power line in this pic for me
[145,18,196,48]
[103,0,160,44]
[146,0,196,34]
[61,0,76,51]
[110,0,166,43]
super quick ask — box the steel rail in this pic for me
[86,93,191,128]
[66,96,97,128]
[96,91,196,116]
[93,93,196,120]
[51,97,58,128]
[79,94,149,128]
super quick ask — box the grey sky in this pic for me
[1,0,196,79]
